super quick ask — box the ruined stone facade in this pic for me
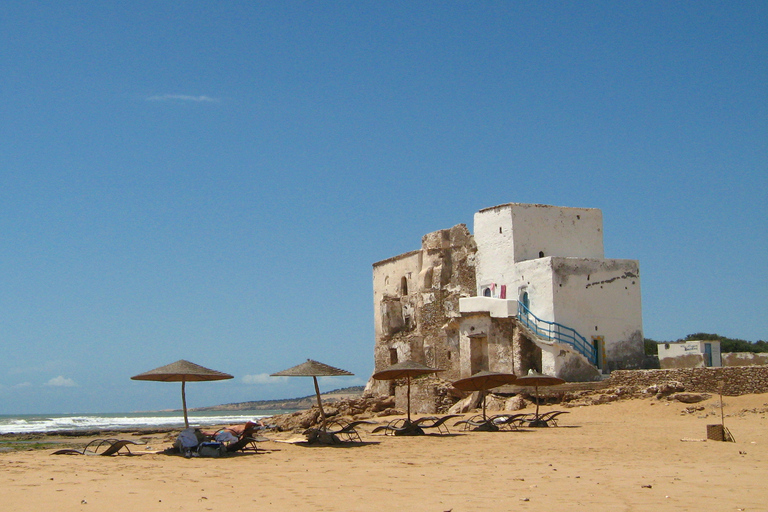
[369,224,477,413]
[368,203,645,413]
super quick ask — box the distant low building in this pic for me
[368,203,644,412]
[658,340,722,368]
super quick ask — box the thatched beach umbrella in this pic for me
[452,370,517,422]
[131,360,233,428]
[514,370,565,424]
[270,359,353,429]
[372,360,442,425]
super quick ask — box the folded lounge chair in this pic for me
[524,410,569,427]
[454,414,499,432]
[415,414,460,435]
[322,420,377,443]
[373,415,458,436]
[52,439,137,456]
[373,418,421,436]
[490,413,529,430]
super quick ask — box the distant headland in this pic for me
[189,386,365,412]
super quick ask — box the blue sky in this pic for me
[1,1,765,415]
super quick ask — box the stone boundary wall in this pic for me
[607,366,768,395]
[722,352,768,367]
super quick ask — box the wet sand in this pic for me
[1,393,766,512]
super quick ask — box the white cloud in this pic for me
[45,376,78,387]
[146,94,219,103]
[242,373,285,385]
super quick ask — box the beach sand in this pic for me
[1,393,766,512]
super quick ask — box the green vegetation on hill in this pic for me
[644,333,767,355]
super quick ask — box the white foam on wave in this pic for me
[0,412,277,434]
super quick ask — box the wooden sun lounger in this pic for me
[52,439,137,456]
[324,420,377,443]
[372,415,458,436]
[413,414,460,435]
[524,410,569,427]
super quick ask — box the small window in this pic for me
[538,251,545,258]
[400,276,408,295]
[483,287,492,297]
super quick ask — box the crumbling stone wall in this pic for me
[607,367,768,395]
[371,224,476,411]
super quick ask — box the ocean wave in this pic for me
[0,411,284,434]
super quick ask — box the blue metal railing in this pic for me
[517,301,597,366]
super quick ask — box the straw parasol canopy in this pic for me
[452,370,517,421]
[514,370,565,423]
[131,360,233,428]
[372,360,442,424]
[271,359,353,429]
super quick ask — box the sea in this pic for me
[0,410,292,435]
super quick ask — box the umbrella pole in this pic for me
[406,375,411,424]
[534,383,540,421]
[313,376,327,429]
[482,390,487,421]
[181,380,189,429]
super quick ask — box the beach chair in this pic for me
[524,410,569,427]
[324,420,377,443]
[52,439,137,456]
[372,418,425,436]
[490,413,529,430]
[453,414,490,431]
[417,414,460,435]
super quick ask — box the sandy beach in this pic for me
[1,393,766,512]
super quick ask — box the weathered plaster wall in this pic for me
[658,341,722,368]
[659,353,706,369]
[607,367,768,395]
[722,352,768,367]
[551,257,644,370]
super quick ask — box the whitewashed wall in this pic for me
[474,203,603,286]
[472,203,643,370]
[551,257,643,368]
[658,340,722,368]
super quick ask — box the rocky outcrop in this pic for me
[265,395,399,432]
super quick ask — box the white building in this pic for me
[658,340,722,368]
[369,203,644,410]
[468,203,644,376]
